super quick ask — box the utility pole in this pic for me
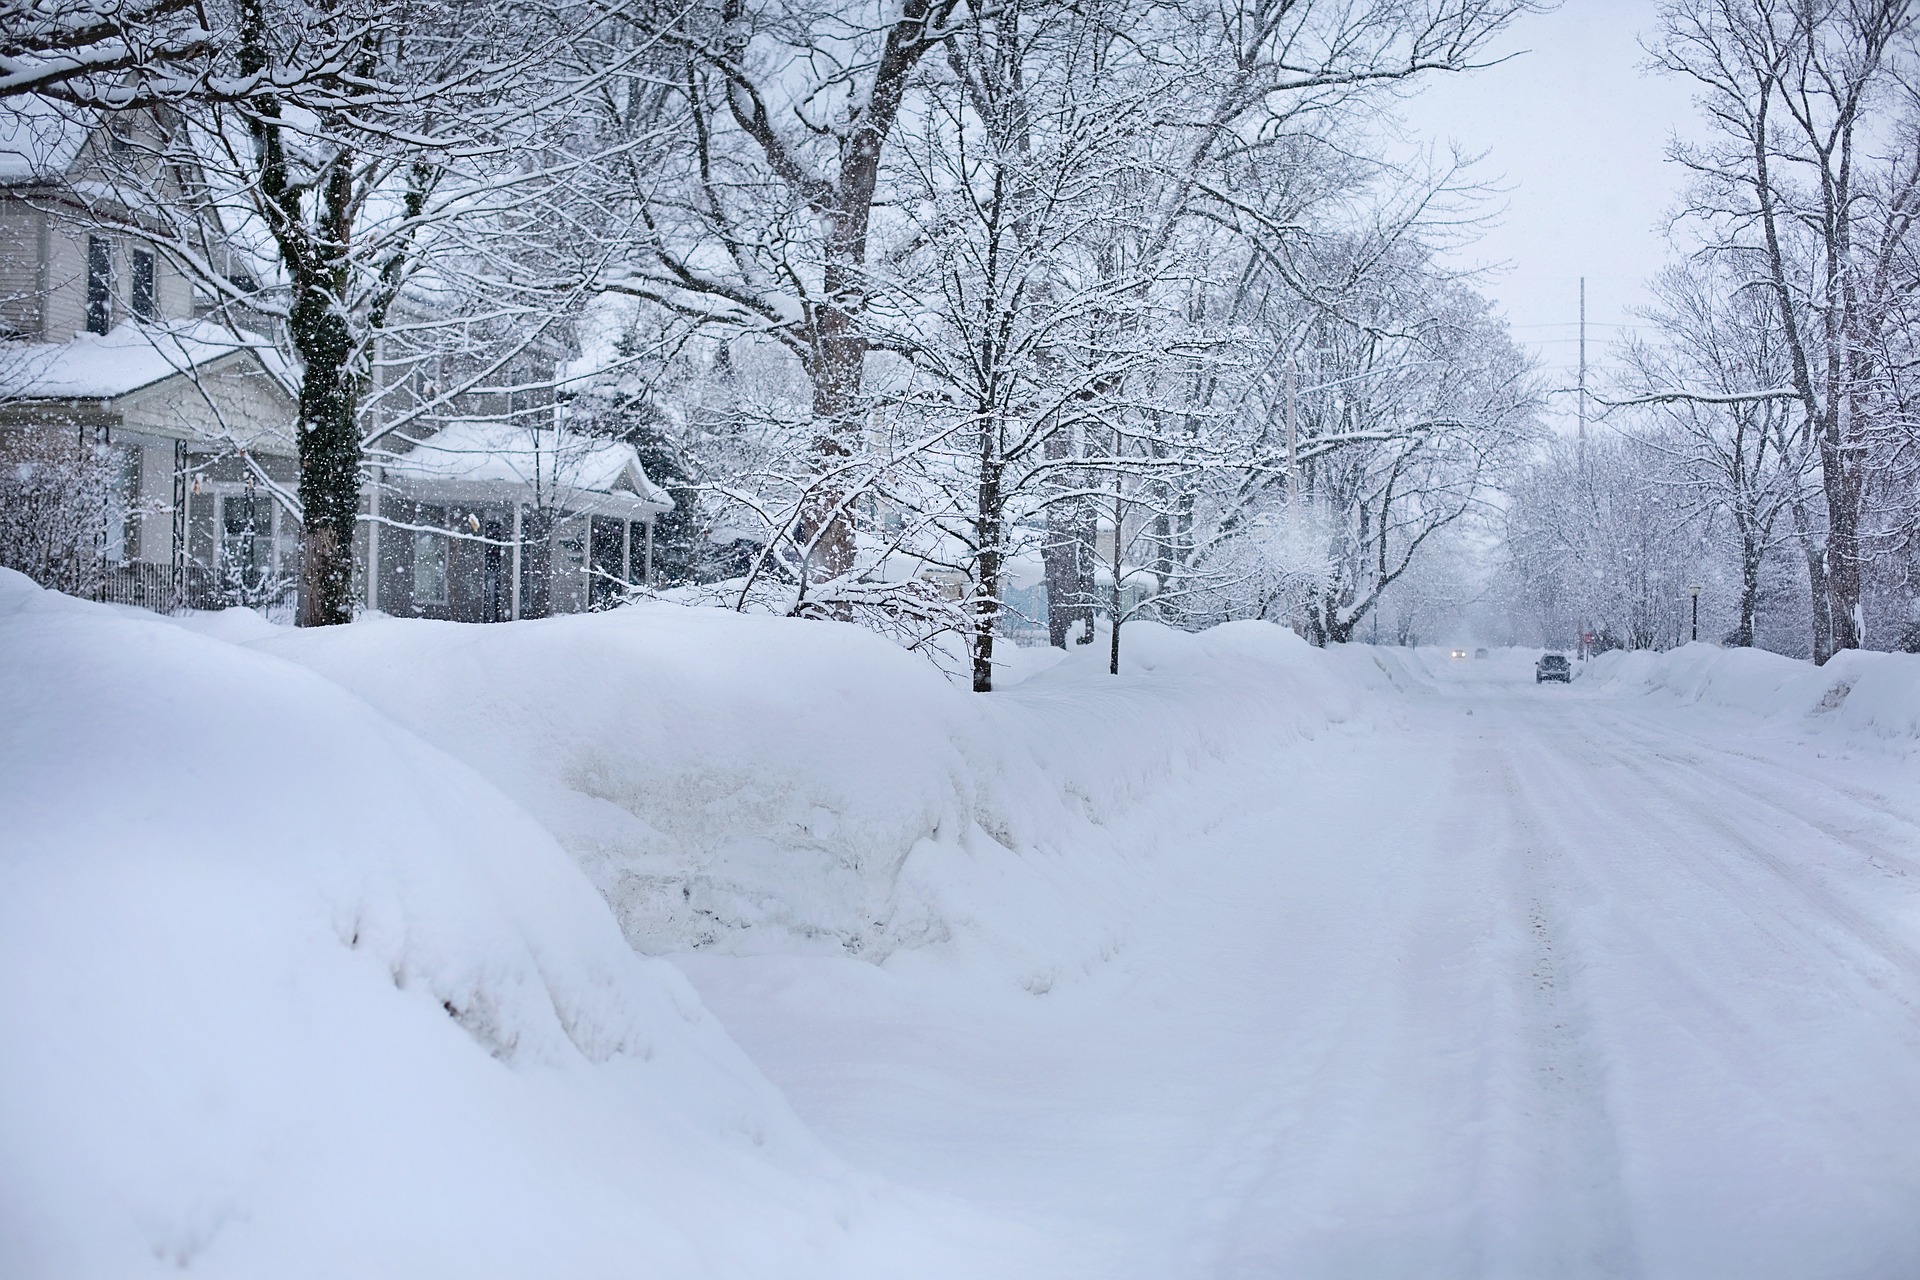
[1577,277,1588,459]
[1577,277,1589,658]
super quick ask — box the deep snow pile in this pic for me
[0,574,1366,1279]
[0,572,1037,1280]
[1584,641,1920,742]
[254,610,1366,973]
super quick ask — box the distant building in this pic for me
[0,103,670,620]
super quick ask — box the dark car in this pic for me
[1536,653,1572,684]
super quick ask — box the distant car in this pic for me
[1449,648,1468,659]
[1474,648,1489,659]
[1536,653,1572,684]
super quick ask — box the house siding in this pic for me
[117,351,294,449]
[0,206,44,337]
[41,224,84,339]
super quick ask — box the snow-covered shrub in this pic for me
[0,423,116,596]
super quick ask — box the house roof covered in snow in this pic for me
[0,100,92,184]
[380,418,673,520]
[0,320,291,401]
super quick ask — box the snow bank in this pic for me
[0,571,1020,1279]
[252,610,1366,972]
[1585,641,1920,742]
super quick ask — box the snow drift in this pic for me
[254,610,1366,968]
[0,571,1026,1279]
[1584,641,1920,742]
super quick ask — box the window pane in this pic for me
[86,237,112,335]
[219,492,270,595]
[413,530,447,604]
[130,249,156,322]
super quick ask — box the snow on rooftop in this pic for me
[382,417,673,515]
[0,99,90,183]
[0,320,290,401]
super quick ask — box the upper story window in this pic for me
[130,248,156,321]
[86,237,112,335]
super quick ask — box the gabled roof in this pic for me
[0,320,290,400]
[0,100,91,184]
[380,418,674,519]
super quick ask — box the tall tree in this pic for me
[1618,259,1811,648]
[1655,0,1920,658]
[606,0,964,587]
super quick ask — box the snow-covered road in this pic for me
[681,652,1920,1279]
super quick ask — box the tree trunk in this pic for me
[1820,448,1863,656]
[1041,422,1095,648]
[800,262,865,582]
[294,295,360,627]
[971,446,1004,693]
[1108,477,1123,675]
[1786,496,1832,662]
[1734,527,1761,647]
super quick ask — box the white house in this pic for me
[1,102,671,620]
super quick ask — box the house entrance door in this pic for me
[588,516,624,610]
[483,520,506,622]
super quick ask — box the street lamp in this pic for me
[1690,584,1702,643]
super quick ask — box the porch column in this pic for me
[621,518,631,586]
[366,465,381,612]
[644,519,653,588]
[170,438,187,607]
[510,503,523,620]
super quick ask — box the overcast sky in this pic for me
[1406,0,1700,421]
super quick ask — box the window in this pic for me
[103,446,142,561]
[130,248,156,321]
[413,529,448,604]
[86,237,112,335]
[219,491,271,592]
[588,515,624,610]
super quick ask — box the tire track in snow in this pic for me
[1586,709,1920,884]
[1169,740,1481,1279]
[1570,721,1920,995]
[1180,729,1639,1279]
[1476,741,1641,1280]
[1490,697,1920,1277]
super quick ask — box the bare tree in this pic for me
[1654,0,1920,657]
[877,0,1177,688]
[599,0,966,586]
[0,0,210,104]
[1618,258,1812,647]
[0,422,118,594]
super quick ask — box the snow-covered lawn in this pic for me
[4,569,1917,1278]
